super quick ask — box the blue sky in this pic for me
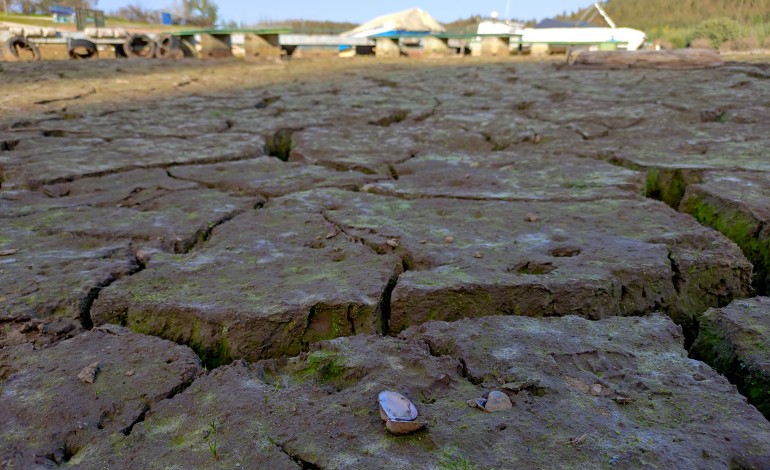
[96,0,593,24]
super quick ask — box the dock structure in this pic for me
[1,24,625,62]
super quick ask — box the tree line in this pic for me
[560,0,770,47]
[3,0,219,27]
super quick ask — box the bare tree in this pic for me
[111,3,157,23]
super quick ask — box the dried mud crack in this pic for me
[2,58,770,468]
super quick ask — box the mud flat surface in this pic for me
[2,57,770,467]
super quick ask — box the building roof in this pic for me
[342,8,445,38]
[50,5,76,15]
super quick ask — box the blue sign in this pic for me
[161,12,172,25]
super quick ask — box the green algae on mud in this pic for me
[691,297,770,419]
[680,171,770,294]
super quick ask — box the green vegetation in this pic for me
[299,350,346,383]
[691,17,741,47]
[205,420,220,461]
[560,0,770,48]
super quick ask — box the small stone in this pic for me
[135,248,153,266]
[483,391,513,412]
[386,239,399,248]
[419,240,427,244]
[474,397,488,410]
[591,384,603,396]
[0,249,19,256]
[125,370,135,377]
[77,362,101,384]
[473,252,483,259]
[444,236,454,244]
[525,213,539,222]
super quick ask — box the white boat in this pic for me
[477,2,647,52]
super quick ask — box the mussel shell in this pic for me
[385,419,425,435]
[378,390,418,422]
[474,397,488,410]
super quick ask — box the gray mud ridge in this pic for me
[75,315,770,469]
[0,325,202,466]
[692,297,770,418]
[91,184,750,363]
[2,58,770,467]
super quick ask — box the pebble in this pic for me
[77,362,100,384]
[484,391,513,412]
[471,391,513,412]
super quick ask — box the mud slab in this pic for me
[168,156,385,197]
[0,325,203,467]
[92,202,402,365]
[572,49,725,69]
[290,122,493,175]
[591,110,770,209]
[0,131,268,190]
[691,297,770,418]
[363,152,643,202]
[5,168,257,254]
[77,315,770,469]
[680,171,770,293]
[287,188,749,337]
[0,227,136,341]
[91,186,751,361]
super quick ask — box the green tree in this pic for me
[182,0,217,26]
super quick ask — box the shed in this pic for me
[50,5,76,24]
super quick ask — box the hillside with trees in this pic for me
[561,0,770,48]
[5,0,95,14]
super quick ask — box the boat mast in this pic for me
[594,2,617,29]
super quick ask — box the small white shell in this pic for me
[378,390,418,422]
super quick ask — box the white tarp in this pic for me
[342,8,445,38]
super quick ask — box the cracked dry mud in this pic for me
[2,57,770,468]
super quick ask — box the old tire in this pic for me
[68,39,98,60]
[124,34,156,58]
[3,36,41,62]
[156,34,184,59]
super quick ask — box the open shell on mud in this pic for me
[378,390,418,422]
